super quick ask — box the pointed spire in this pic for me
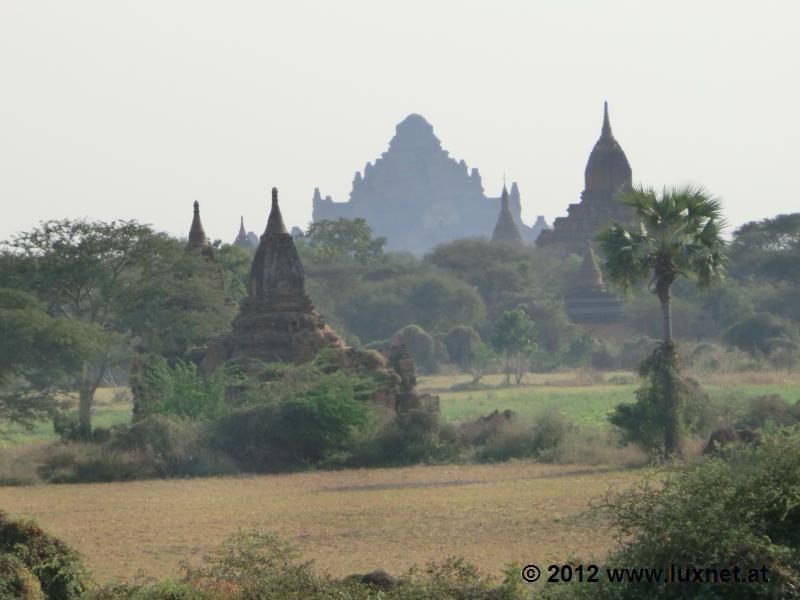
[187,200,209,248]
[238,216,246,237]
[491,184,525,248]
[601,101,612,138]
[265,187,288,235]
[579,240,606,289]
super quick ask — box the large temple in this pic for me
[312,114,547,252]
[536,102,632,254]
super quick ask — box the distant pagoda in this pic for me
[233,216,258,251]
[313,114,546,252]
[491,185,525,249]
[564,241,625,324]
[536,102,632,254]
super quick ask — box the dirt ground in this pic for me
[0,461,643,583]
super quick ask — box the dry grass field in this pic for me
[0,461,644,584]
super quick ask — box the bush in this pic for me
[350,408,459,467]
[738,395,800,429]
[584,428,800,598]
[212,369,372,471]
[0,554,44,600]
[396,324,439,374]
[609,346,710,459]
[725,312,799,356]
[0,510,89,599]
[444,326,481,368]
[476,410,577,463]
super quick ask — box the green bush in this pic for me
[444,326,481,368]
[0,554,44,600]
[350,407,459,467]
[396,324,439,374]
[476,410,576,463]
[609,347,711,459]
[725,312,799,356]
[0,510,89,600]
[212,369,372,471]
[591,429,800,598]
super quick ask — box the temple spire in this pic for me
[187,200,209,249]
[238,216,246,237]
[265,187,288,236]
[491,184,525,248]
[601,101,612,138]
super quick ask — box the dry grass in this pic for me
[0,462,643,583]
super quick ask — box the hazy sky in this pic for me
[1,1,798,244]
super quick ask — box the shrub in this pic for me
[609,347,711,459]
[350,407,459,467]
[0,510,89,599]
[0,554,44,600]
[444,326,481,368]
[592,428,800,598]
[738,394,799,429]
[396,324,439,374]
[725,312,799,356]
[476,410,577,463]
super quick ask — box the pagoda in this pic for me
[233,216,258,251]
[564,241,625,324]
[227,188,346,365]
[186,201,214,258]
[491,185,525,249]
[536,102,633,253]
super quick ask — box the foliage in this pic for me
[304,217,386,265]
[728,212,800,282]
[608,346,711,460]
[725,312,799,356]
[211,358,375,470]
[1,220,235,436]
[476,410,577,463]
[591,429,800,598]
[491,308,538,384]
[396,324,438,374]
[134,356,243,420]
[350,407,459,467]
[0,510,89,599]
[0,288,100,433]
[444,326,481,368]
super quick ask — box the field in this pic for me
[0,461,644,584]
[1,370,799,584]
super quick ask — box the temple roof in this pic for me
[491,185,525,248]
[584,102,632,194]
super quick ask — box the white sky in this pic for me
[1,1,798,243]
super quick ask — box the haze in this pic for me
[1,0,797,243]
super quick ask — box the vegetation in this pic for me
[598,185,727,457]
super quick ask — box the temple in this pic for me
[536,102,632,254]
[226,188,346,365]
[564,241,625,324]
[312,114,546,252]
[233,216,258,251]
[491,185,525,249]
[186,201,214,258]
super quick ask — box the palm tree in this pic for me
[598,185,727,457]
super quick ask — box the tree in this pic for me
[0,288,99,432]
[303,218,386,265]
[598,185,727,457]
[1,220,234,437]
[491,308,538,384]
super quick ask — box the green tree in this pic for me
[304,218,386,265]
[491,308,538,384]
[0,288,100,432]
[598,185,727,457]
[1,220,234,437]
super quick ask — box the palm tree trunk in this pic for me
[660,292,680,458]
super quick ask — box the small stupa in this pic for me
[186,201,214,258]
[491,185,526,248]
[564,241,625,323]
